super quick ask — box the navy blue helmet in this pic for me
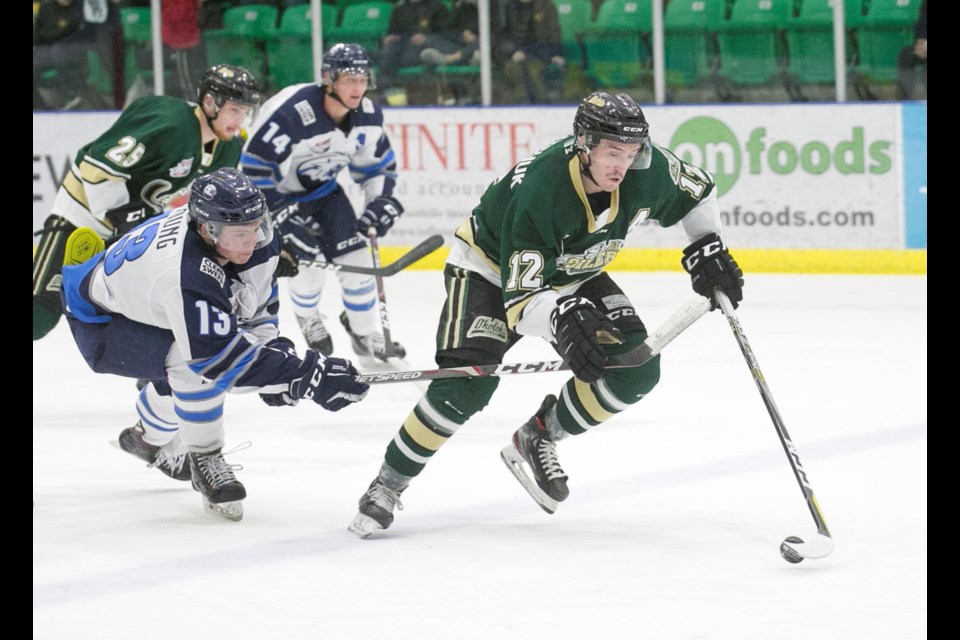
[321,43,376,90]
[190,168,273,249]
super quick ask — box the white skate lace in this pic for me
[360,332,388,358]
[535,440,567,481]
[298,315,330,344]
[367,483,404,512]
[195,441,251,487]
[152,448,187,475]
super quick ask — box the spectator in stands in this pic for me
[162,0,208,100]
[34,0,117,110]
[496,0,565,104]
[377,0,453,103]
[419,0,482,67]
[895,0,926,100]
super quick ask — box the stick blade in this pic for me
[783,533,835,560]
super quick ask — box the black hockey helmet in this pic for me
[573,91,650,152]
[196,64,261,109]
[321,43,377,90]
[190,168,273,250]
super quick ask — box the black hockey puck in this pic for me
[780,536,804,563]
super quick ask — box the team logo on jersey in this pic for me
[466,316,508,342]
[169,158,193,178]
[295,100,317,126]
[298,153,350,183]
[200,257,225,287]
[556,239,624,274]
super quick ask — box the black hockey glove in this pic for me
[259,337,301,406]
[357,196,404,237]
[682,233,744,310]
[550,296,624,383]
[274,241,300,278]
[288,350,370,412]
[104,202,150,240]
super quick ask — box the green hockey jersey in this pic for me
[451,135,715,330]
[52,95,244,238]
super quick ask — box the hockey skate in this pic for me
[500,395,569,514]
[348,479,405,538]
[115,422,191,481]
[339,311,407,363]
[189,449,246,521]
[297,314,334,355]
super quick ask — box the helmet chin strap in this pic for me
[579,150,600,188]
[200,98,220,140]
[326,82,352,110]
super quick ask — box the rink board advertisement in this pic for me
[33,103,926,254]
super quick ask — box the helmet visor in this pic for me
[206,214,274,252]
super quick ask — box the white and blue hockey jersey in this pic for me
[239,84,398,211]
[61,206,309,392]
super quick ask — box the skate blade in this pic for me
[202,497,244,521]
[499,446,559,515]
[348,512,384,538]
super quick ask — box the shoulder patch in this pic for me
[169,157,193,178]
[200,257,226,287]
[361,96,375,114]
[294,100,316,126]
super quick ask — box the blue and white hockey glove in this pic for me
[275,204,322,262]
[288,350,370,412]
[357,196,404,237]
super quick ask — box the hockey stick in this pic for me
[276,208,444,276]
[367,229,400,357]
[715,289,835,563]
[356,296,711,385]
[364,230,431,392]
[295,233,445,277]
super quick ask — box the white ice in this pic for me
[33,272,927,640]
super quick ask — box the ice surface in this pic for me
[33,272,927,640]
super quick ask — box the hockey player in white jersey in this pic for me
[239,42,407,361]
[59,168,370,521]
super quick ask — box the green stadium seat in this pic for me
[580,0,653,91]
[120,6,155,91]
[784,0,862,85]
[553,0,592,69]
[204,4,279,90]
[550,0,593,100]
[266,3,339,88]
[715,0,791,86]
[327,2,392,58]
[854,0,922,83]
[663,0,725,88]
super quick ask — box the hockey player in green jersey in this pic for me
[348,91,744,537]
[32,63,262,341]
